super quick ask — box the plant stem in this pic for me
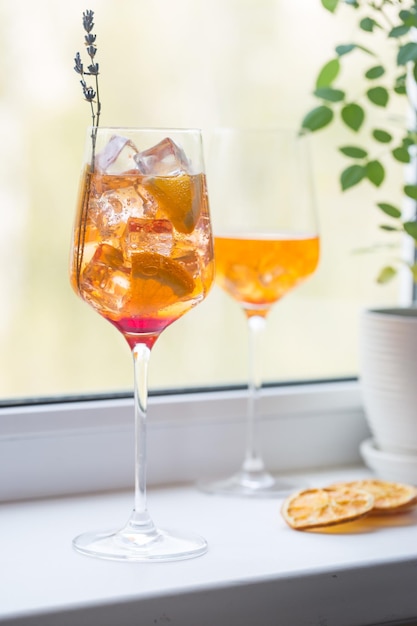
[95,74,101,128]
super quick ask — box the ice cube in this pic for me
[172,248,200,277]
[123,218,174,258]
[95,135,139,173]
[91,186,153,238]
[81,243,131,313]
[136,184,159,217]
[134,138,191,176]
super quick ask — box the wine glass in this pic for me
[70,127,214,561]
[202,127,319,497]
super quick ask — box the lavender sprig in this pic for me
[74,9,101,167]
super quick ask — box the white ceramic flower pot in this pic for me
[359,307,417,456]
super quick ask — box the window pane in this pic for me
[0,0,404,400]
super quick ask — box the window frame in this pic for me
[0,378,370,502]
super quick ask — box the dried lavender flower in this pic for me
[82,83,96,102]
[88,63,99,76]
[82,9,94,33]
[74,52,83,74]
[74,9,101,166]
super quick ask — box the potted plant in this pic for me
[301,0,417,481]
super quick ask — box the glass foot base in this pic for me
[199,469,306,498]
[73,527,208,562]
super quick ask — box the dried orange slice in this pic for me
[331,479,417,514]
[148,174,202,234]
[281,485,374,530]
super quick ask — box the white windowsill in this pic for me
[2,466,417,626]
[5,380,414,625]
[0,380,369,501]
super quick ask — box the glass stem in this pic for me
[242,315,267,476]
[127,342,157,537]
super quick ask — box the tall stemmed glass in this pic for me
[70,127,214,561]
[203,128,319,497]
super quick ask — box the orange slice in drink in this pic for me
[148,174,202,234]
[128,252,195,314]
[281,485,374,530]
[330,479,417,514]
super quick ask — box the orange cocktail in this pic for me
[215,234,319,317]
[71,137,214,349]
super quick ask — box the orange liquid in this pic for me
[70,168,214,347]
[214,234,319,317]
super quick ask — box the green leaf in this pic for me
[336,44,356,56]
[316,58,340,88]
[405,131,417,146]
[339,146,368,158]
[360,17,380,32]
[411,263,417,282]
[373,129,392,143]
[377,203,402,219]
[321,0,339,12]
[403,135,415,148]
[314,87,345,102]
[335,43,375,57]
[377,266,397,284]
[301,106,334,132]
[404,184,417,200]
[379,224,400,232]
[394,73,407,95]
[394,85,407,95]
[389,24,410,38]
[341,164,366,190]
[403,221,417,240]
[392,146,410,163]
[366,86,389,107]
[399,10,412,23]
[365,65,385,80]
[366,160,385,187]
[399,9,417,28]
[341,103,365,131]
[397,42,417,65]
